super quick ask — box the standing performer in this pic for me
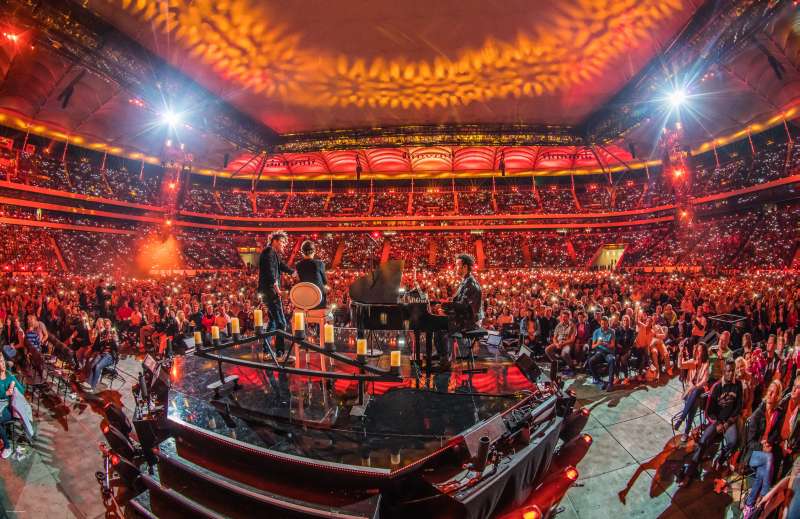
[294,240,328,309]
[434,253,483,370]
[258,231,294,360]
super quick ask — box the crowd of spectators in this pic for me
[576,185,611,211]
[17,153,160,205]
[371,192,409,216]
[457,190,495,215]
[3,255,800,514]
[540,187,577,213]
[284,193,328,217]
[327,192,370,216]
[414,191,455,216]
[612,181,644,210]
[494,189,539,214]
[254,192,287,216]
[217,190,251,216]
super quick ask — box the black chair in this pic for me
[100,352,124,390]
[22,348,48,417]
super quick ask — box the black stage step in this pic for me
[125,491,158,519]
[155,437,381,519]
[140,471,227,519]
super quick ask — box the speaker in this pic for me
[515,344,542,383]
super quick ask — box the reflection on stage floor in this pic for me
[168,328,539,473]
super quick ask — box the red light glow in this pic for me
[565,467,579,481]
[520,506,542,519]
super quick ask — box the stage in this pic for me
[124,328,574,518]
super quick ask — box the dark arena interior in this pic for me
[2,1,800,518]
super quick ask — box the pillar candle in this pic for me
[390,350,401,368]
[193,331,202,346]
[211,326,220,340]
[324,323,335,344]
[293,311,305,331]
[356,338,367,356]
[230,317,240,334]
[253,309,263,327]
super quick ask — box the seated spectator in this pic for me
[679,359,742,486]
[674,342,710,441]
[741,379,785,515]
[544,310,577,373]
[0,355,24,459]
[587,316,616,390]
[81,319,118,393]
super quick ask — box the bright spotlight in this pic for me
[668,89,687,107]
[161,110,180,126]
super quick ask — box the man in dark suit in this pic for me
[294,240,328,309]
[434,253,483,370]
[258,231,294,358]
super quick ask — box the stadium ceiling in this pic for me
[0,0,797,178]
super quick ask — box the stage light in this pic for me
[520,506,542,519]
[565,466,579,481]
[668,89,687,107]
[161,110,181,126]
[673,168,684,178]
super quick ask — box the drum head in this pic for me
[290,282,323,310]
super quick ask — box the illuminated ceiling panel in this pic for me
[226,144,635,179]
[86,0,698,133]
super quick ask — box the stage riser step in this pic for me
[172,420,395,490]
[156,437,381,519]
[158,458,376,519]
[125,492,159,519]
[141,473,227,519]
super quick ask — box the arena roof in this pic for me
[0,0,798,178]
[84,0,698,134]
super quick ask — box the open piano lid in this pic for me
[349,260,404,304]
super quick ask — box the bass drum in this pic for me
[289,282,323,310]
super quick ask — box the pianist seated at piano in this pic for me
[432,253,484,370]
[348,253,482,371]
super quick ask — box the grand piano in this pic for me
[349,260,450,366]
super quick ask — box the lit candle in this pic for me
[193,331,202,347]
[324,323,335,344]
[253,309,263,328]
[390,350,401,369]
[357,338,367,357]
[293,311,305,332]
[230,317,240,335]
[211,326,220,340]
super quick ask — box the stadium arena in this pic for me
[0,1,799,518]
